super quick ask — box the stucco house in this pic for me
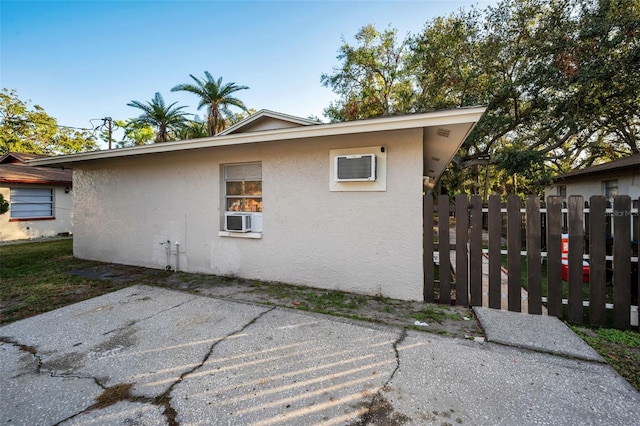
[545,154,640,206]
[545,154,640,289]
[31,108,485,301]
[0,152,73,241]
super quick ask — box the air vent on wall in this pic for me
[437,128,451,138]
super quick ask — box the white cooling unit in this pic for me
[225,212,252,232]
[334,154,376,181]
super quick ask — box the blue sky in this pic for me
[1,0,497,144]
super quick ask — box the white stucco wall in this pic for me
[0,185,73,241]
[72,129,425,300]
[545,169,640,203]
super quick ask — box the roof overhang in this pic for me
[30,107,486,185]
[0,178,72,186]
[552,153,640,182]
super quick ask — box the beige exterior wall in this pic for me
[545,169,640,203]
[0,184,73,241]
[72,129,425,300]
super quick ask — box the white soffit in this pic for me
[29,107,486,167]
[423,122,477,189]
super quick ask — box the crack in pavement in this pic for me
[1,336,43,376]
[153,305,277,425]
[386,328,407,388]
[349,328,410,426]
[3,305,276,426]
[1,336,111,426]
[102,294,199,336]
[1,336,109,386]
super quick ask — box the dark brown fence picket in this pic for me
[469,195,483,306]
[488,195,502,309]
[423,193,638,330]
[568,196,584,323]
[507,195,522,312]
[589,196,607,327]
[439,195,451,305]
[455,194,469,306]
[546,197,563,318]
[526,196,542,315]
[613,195,631,329]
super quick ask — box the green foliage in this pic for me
[323,0,639,197]
[595,328,640,348]
[113,119,154,147]
[175,116,208,140]
[410,306,462,323]
[0,193,9,215]
[410,11,487,110]
[0,88,98,155]
[321,24,413,121]
[171,71,249,136]
[126,92,190,142]
[494,146,552,194]
[221,108,258,130]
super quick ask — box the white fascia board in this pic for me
[29,107,486,167]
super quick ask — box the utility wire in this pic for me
[0,115,95,132]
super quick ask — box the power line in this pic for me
[0,115,95,132]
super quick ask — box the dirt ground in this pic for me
[69,263,484,340]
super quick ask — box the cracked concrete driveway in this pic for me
[1,285,639,425]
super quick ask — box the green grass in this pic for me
[409,306,463,324]
[255,282,370,314]
[0,239,130,325]
[570,325,640,391]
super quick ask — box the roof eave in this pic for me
[0,178,72,185]
[29,107,487,167]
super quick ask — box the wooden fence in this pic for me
[424,194,639,330]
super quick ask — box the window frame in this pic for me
[220,162,263,237]
[9,187,55,221]
[602,179,618,200]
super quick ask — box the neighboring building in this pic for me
[31,108,485,301]
[545,154,640,206]
[0,152,73,241]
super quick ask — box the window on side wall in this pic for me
[556,185,566,198]
[223,162,262,233]
[9,188,54,220]
[603,179,618,202]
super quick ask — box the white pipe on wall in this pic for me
[175,242,180,272]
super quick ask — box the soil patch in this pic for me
[69,263,484,339]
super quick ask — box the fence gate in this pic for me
[423,194,639,331]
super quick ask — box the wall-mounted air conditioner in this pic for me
[334,154,376,182]
[225,212,252,232]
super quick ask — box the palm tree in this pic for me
[171,71,249,136]
[127,92,189,142]
[175,116,208,140]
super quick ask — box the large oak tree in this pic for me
[322,0,639,196]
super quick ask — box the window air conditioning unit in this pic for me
[225,212,252,232]
[334,154,376,182]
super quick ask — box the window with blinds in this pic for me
[10,188,54,219]
[224,163,262,213]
